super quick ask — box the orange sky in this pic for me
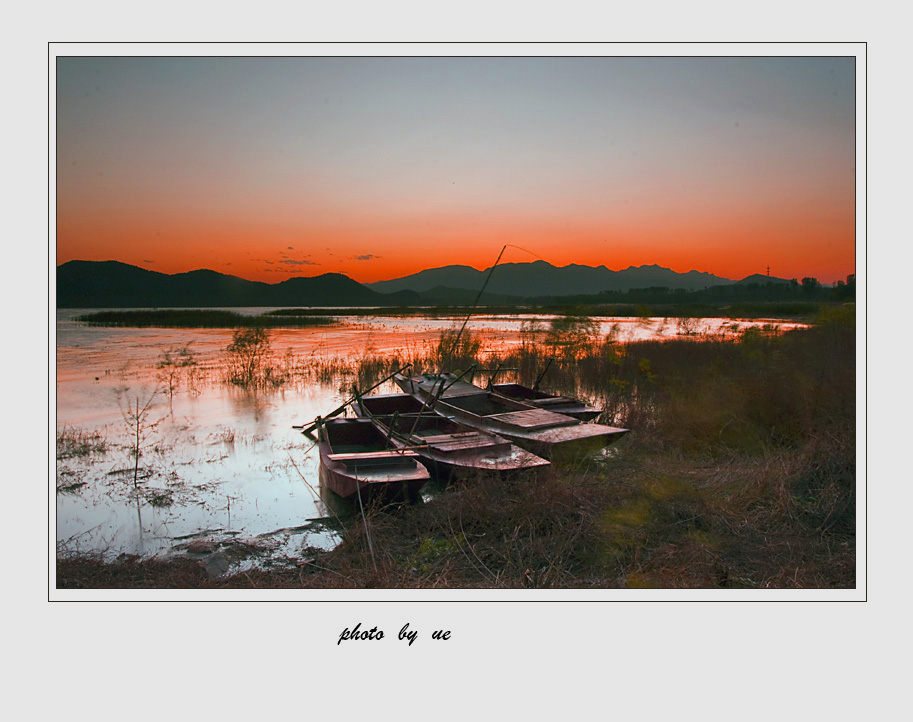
[56,57,857,285]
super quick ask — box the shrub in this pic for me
[224,328,287,389]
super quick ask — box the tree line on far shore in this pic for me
[545,274,856,306]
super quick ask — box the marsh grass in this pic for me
[56,426,108,460]
[56,427,109,494]
[433,326,484,370]
[57,308,855,589]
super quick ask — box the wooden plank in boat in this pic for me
[435,437,506,452]
[488,409,576,429]
[417,431,482,444]
[326,451,417,468]
[414,431,504,452]
[534,396,577,405]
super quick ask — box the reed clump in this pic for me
[77,309,334,328]
[432,327,484,371]
[56,426,108,460]
[223,328,289,389]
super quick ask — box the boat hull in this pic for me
[317,418,430,500]
[318,462,428,501]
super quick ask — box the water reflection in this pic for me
[227,388,271,422]
[134,496,144,556]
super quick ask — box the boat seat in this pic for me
[326,451,417,469]
[408,430,508,453]
[434,437,510,453]
[417,431,483,443]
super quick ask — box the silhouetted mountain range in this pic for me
[56,261,420,308]
[367,260,790,297]
[56,259,795,308]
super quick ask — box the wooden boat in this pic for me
[489,382,601,422]
[353,392,550,477]
[317,418,430,500]
[393,373,629,459]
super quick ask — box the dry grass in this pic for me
[57,436,854,589]
[56,426,108,460]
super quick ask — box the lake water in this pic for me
[55,308,809,572]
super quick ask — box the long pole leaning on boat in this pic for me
[369,363,481,451]
[350,385,429,452]
[533,357,554,390]
[443,242,545,370]
[296,364,414,437]
[403,362,478,442]
[352,396,432,454]
[444,246,507,364]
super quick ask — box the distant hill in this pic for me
[367,260,737,297]
[736,273,793,285]
[369,265,489,295]
[56,260,419,308]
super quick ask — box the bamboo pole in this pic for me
[533,358,554,390]
[297,364,412,436]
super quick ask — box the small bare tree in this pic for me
[157,345,197,401]
[117,388,162,489]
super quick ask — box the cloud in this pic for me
[354,254,380,261]
[281,259,318,266]
[143,259,155,264]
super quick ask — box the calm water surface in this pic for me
[55,308,808,569]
